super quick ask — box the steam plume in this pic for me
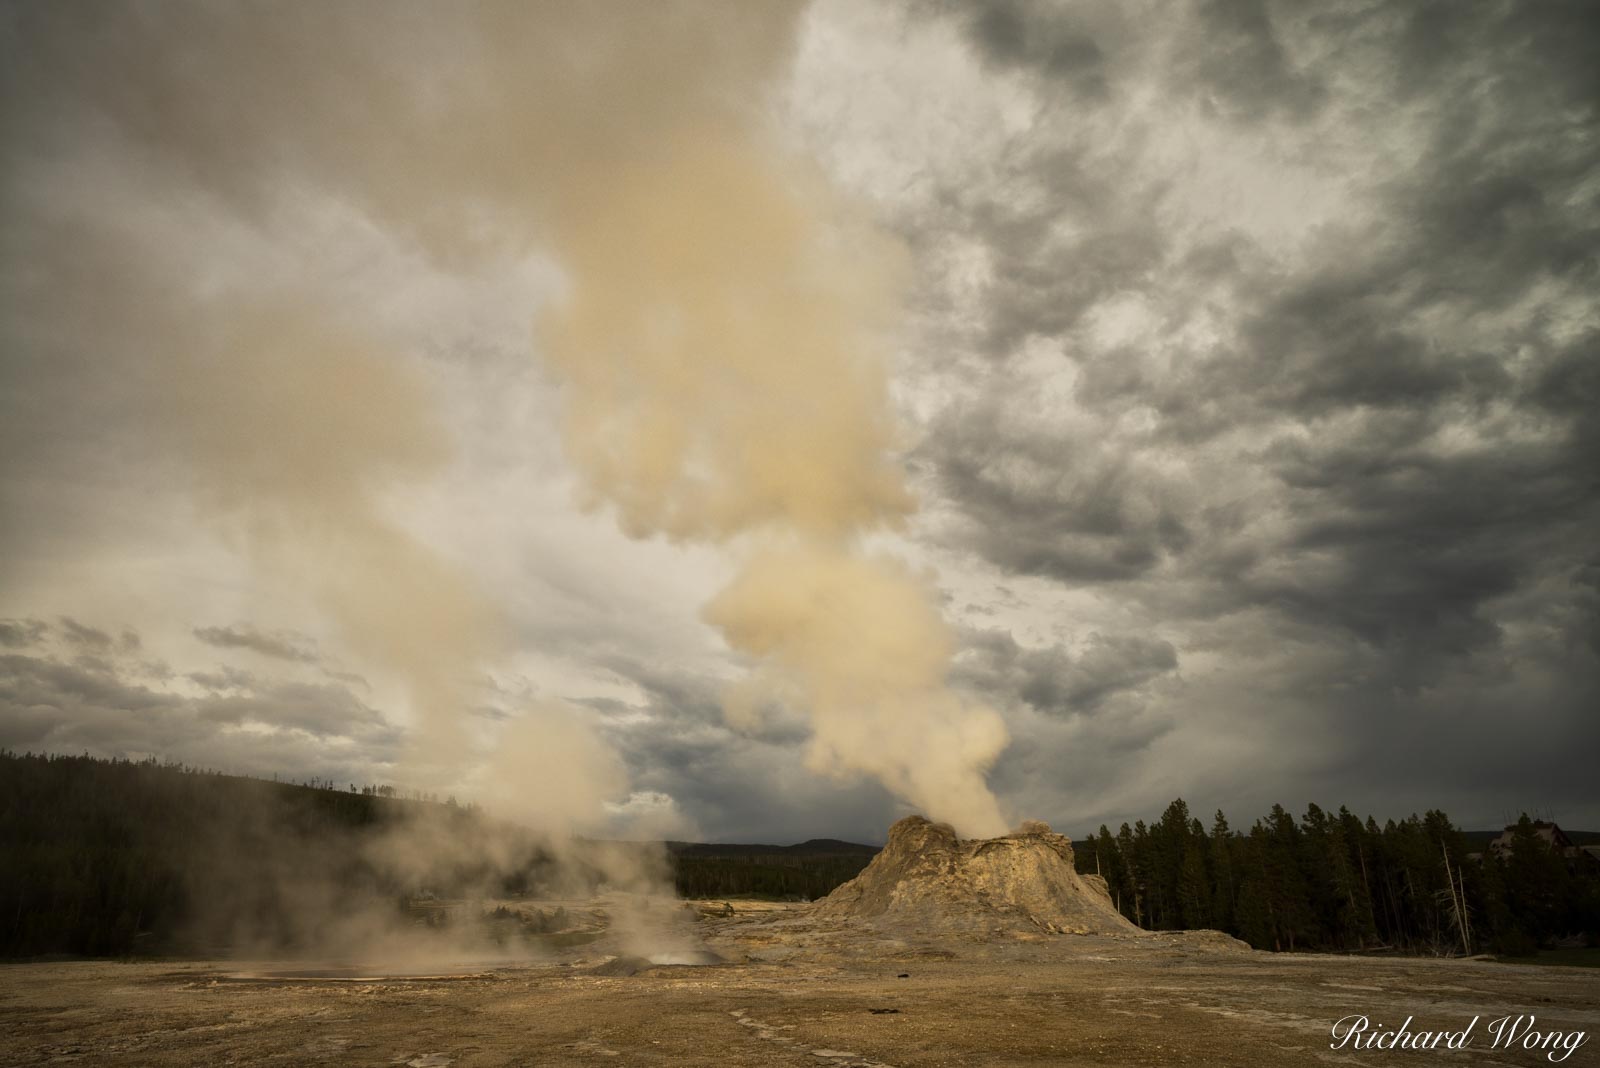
[534,49,1012,837]
[1,2,1010,840]
[705,545,1009,836]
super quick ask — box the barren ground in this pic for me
[2,902,1596,1067]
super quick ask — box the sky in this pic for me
[2,0,1596,844]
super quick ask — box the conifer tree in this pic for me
[1209,809,1237,932]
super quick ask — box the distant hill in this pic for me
[667,838,879,858]
[665,838,878,900]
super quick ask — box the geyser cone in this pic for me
[815,816,1139,939]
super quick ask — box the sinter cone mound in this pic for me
[815,816,1140,939]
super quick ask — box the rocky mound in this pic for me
[813,816,1140,939]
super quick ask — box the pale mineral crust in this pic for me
[812,816,1141,939]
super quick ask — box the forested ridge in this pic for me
[667,839,877,901]
[1072,798,1600,956]
[3,752,1595,959]
[0,750,490,957]
[0,751,871,957]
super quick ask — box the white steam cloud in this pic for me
[534,38,1012,837]
[1,1,1009,839]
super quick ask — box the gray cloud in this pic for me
[955,628,1178,717]
[581,657,901,843]
[58,617,113,650]
[0,649,398,783]
[923,395,1193,583]
[194,625,319,664]
[1186,0,1326,121]
[187,666,257,692]
[898,0,1600,830]
[0,619,46,649]
[606,709,902,845]
[1,1,1595,843]
[959,0,1112,101]
[195,680,392,741]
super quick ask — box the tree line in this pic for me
[667,838,878,901]
[6,752,1595,958]
[0,750,861,957]
[0,750,470,956]
[1073,798,1600,955]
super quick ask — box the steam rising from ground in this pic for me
[705,547,1009,836]
[1,0,1010,951]
[525,17,1014,840]
[538,110,1011,838]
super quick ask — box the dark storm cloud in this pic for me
[58,617,113,650]
[586,657,898,842]
[597,656,725,726]
[0,619,47,649]
[194,624,319,664]
[597,653,814,748]
[1187,0,1325,121]
[955,628,1178,716]
[196,680,392,741]
[0,648,395,779]
[922,396,1192,583]
[607,708,900,844]
[910,0,1600,827]
[1324,660,1600,822]
[1202,10,1599,668]
[1251,419,1584,661]
[1223,268,1512,418]
[957,0,1111,100]
[954,0,1327,117]
[3,0,1595,843]
[1576,558,1600,657]
[906,3,1172,360]
[187,665,257,692]
[1,652,168,717]
[929,0,1599,610]
[956,179,1170,360]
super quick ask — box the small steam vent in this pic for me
[814,816,1139,939]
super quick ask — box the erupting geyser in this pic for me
[814,816,1138,940]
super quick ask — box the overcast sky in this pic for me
[2,0,1596,843]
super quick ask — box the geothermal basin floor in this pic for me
[1,925,1596,1066]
